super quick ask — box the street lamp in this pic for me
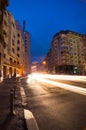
[42,61,46,65]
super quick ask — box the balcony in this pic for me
[3,60,21,68]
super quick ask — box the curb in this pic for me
[20,84,39,130]
[24,109,39,130]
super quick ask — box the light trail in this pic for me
[28,73,86,96]
[31,73,86,82]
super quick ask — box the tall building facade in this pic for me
[16,20,31,75]
[15,21,26,76]
[23,21,31,74]
[0,10,28,80]
[46,30,86,74]
[0,1,8,80]
[2,11,24,78]
[0,1,31,81]
[23,31,31,74]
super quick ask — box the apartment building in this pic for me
[16,21,26,76]
[0,1,30,80]
[0,0,8,81]
[23,31,31,74]
[16,20,31,75]
[46,48,53,73]
[0,11,26,80]
[2,11,17,78]
[23,21,31,74]
[3,11,12,78]
[47,30,86,74]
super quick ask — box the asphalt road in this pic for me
[21,75,86,130]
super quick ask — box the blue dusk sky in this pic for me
[7,0,86,62]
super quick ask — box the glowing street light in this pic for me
[42,61,46,65]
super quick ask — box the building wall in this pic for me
[0,3,30,80]
[16,29,25,76]
[15,20,31,76]
[47,30,86,74]
[2,11,18,78]
[0,0,8,81]
[0,11,27,79]
[23,31,31,74]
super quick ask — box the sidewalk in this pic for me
[0,78,25,130]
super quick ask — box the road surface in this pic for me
[21,74,86,130]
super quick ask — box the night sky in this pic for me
[7,0,86,62]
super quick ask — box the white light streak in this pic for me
[31,73,86,82]
[30,73,86,96]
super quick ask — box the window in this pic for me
[78,60,81,63]
[3,42,6,48]
[25,39,27,42]
[4,20,7,26]
[3,30,7,36]
[17,61,19,64]
[12,48,15,53]
[4,54,6,58]
[13,35,15,38]
[14,60,16,64]
[12,39,14,45]
[10,58,12,63]
[17,54,20,57]
[25,36,27,39]
[12,22,15,28]
[17,40,20,44]
[0,53,1,65]
[17,47,20,51]
[17,33,20,37]
[4,11,7,16]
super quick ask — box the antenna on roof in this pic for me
[23,20,26,32]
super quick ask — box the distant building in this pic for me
[31,62,38,73]
[23,21,31,74]
[46,48,53,73]
[24,31,31,74]
[16,20,31,75]
[15,21,26,76]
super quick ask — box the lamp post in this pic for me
[42,60,47,73]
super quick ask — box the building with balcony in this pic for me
[0,2,30,80]
[46,48,53,73]
[2,11,19,78]
[0,11,27,80]
[23,21,31,74]
[16,20,31,75]
[0,0,8,81]
[15,21,26,76]
[47,30,86,74]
